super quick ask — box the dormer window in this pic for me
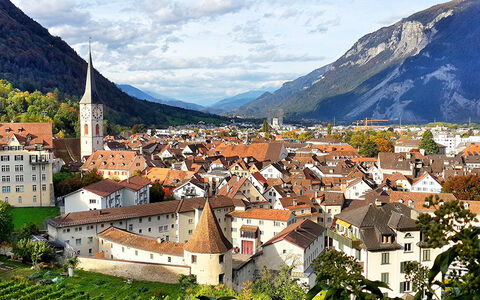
[408,200,414,207]
[99,154,103,158]
[120,155,124,159]
[90,162,95,165]
[381,235,392,244]
[102,161,106,166]
[464,202,470,209]
[110,154,114,158]
[398,199,404,204]
[110,162,115,166]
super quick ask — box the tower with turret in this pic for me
[184,200,233,286]
[80,44,104,159]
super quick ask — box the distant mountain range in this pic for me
[204,90,266,114]
[238,0,480,124]
[118,84,266,115]
[116,84,204,111]
[0,0,226,127]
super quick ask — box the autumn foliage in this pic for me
[442,174,480,201]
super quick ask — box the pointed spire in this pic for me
[184,199,232,254]
[80,40,102,104]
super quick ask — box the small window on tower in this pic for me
[84,124,88,135]
[96,124,100,135]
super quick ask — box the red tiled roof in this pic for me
[227,209,293,221]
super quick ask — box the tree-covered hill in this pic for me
[0,0,227,127]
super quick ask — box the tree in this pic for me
[419,130,439,154]
[30,241,55,268]
[308,248,388,299]
[327,123,332,135]
[404,261,430,295]
[414,195,480,299]
[442,174,480,201]
[359,140,379,157]
[261,120,269,133]
[374,138,393,153]
[82,169,103,185]
[298,131,314,141]
[0,201,13,242]
[349,133,365,149]
[131,124,147,134]
[251,265,306,300]
[17,222,40,241]
[150,182,165,203]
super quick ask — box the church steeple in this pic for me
[80,41,102,104]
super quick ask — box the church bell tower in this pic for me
[80,43,104,159]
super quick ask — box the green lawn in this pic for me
[0,256,182,299]
[11,207,60,230]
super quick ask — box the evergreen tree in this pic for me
[419,130,439,154]
[261,120,269,132]
[359,140,379,157]
[327,123,332,135]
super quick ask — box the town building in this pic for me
[81,150,147,180]
[0,123,54,207]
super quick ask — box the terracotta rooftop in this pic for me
[83,179,124,197]
[99,227,184,256]
[228,209,293,222]
[82,150,145,170]
[0,122,53,148]
[263,219,325,249]
[183,200,232,254]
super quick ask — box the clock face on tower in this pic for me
[80,105,90,120]
[92,107,102,120]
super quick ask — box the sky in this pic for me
[12,0,447,106]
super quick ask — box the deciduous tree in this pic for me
[442,174,480,201]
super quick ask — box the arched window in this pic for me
[84,124,88,135]
[96,124,100,135]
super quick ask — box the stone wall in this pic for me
[78,256,190,283]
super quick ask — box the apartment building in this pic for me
[328,202,441,298]
[81,150,147,180]
[227,209,295,255]
[0,123,54,207]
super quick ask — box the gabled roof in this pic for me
[263,219,325,249]
[227,209,293,221]
[183,200,232,254]
[0,123,53,148]
[84,179,124,197]
[99,227,184,256]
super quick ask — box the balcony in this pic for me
[327,229,362,250]
[30,155,48,165]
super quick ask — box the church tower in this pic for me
[80,44,104,159]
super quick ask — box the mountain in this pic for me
[205,90,266,114]
[236,64,331,116]
[239,0,480,124]
[0,1,225,127]
[116,84,204,111]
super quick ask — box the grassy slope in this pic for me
[0,257,181,299]
[11,207,60,230]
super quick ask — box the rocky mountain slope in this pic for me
[0,0,225,127]
[240,0,480,124]
[116,84,204,111]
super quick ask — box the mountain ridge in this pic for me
[0,0,226,127]
[239,0,479,124]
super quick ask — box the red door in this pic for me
[241,240,254,255]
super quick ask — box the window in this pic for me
[18,196,22,203]
[404,243,412,252]
[15,185,24,192]
[191,255,197,263]
[128,224,133,231]
[150,254,154,260]
[75,238,81,246]
[219,254,224,264]
[32,166,36,171]
[41,174,46,181]
[168,257,171,263]
[33,196,36,203]
[14,165,23,172]
[32,174,36,181]
[219,274,224,283]
[1,165,9,172]
[283,249,287,254]
[0,155,9,161]
[400,281,411,293]
[135,250,138,256]
[139,218,142,223]
[400,261,410,273]
[42,184,46,191]
[381,273,389,284]
[14,155,23,161]
[1,176,10,183]
[15,175,24,182]
[188,230,193,235]
[188,218,193,224]
[88,237,93,243]
[423,249,431,261]
[96,124,100,135]
[89,199,96,204]
[381,252,390,265]
[259,220,264,225]
[84,124,88,135]
[122,247,125,252]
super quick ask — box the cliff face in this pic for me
[240,0,480,124]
